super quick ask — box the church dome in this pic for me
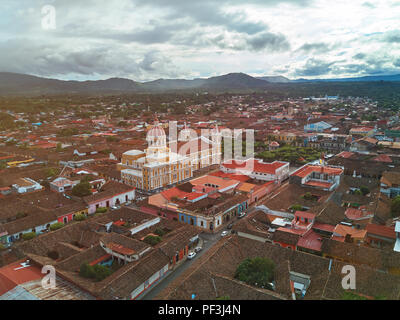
[147,124,166,138]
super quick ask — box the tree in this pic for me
[22,232,36,241]
[80,263,111,281]
[290,204,303,212]
[95,207,107,214]
[144,235,162,246]
[154,228,166,237]
[80,263,95,279]
[44,167,58,178]
[303,192,313,201]
[47,250,59,260]
[342,291,368,300]
[234,257,275,289]
[92,264,112,281]
[73,213,87,221]
[391,196,400,218]
[16,212,27,219]
[359,186,370,196]
[72,181,92,197]
[50,222,64,231]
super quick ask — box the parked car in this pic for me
[221,231,229,237]
[227,223,233,229]
[238,212,246,219]
[194,246,202,253]
[187,252,196,259]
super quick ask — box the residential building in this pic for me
[11,178,43,194]
[221,158,289,182]
[83,181,135,214]
[50,177,78,193]
[304,121,332,133]
[365,223,396,249]
[289,163,344,191]
[380,171,400,198]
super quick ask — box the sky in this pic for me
[1,0,400,81]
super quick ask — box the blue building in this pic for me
[304,121,332,133]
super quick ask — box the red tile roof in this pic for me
[209,171,250,182]
[89,254,111,266]
[337,151,354,159]
[304,181,333,189]
[312,222,335,233]
[295,211,316,220]
[222,159,287,174]
[107,242,135,256]
[0,260,43,295]
[291,165,343,178]
[373,154,392,163]
[161,187,189,201]
[186,192,206,201]
[297,230,323,252]
[366,224,396,239]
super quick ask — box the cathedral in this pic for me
[118,119,221,192]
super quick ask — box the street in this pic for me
[140,231,223,300]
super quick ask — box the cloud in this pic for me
[353,53,367,60]
[362,2,376,9]
[295,58,336,76]
[1,0,399,80]
[247,32,290,51]
[0,38,183,80]
[383,31,400,43]
[296,42,332,54]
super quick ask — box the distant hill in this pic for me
[200,73,270,89]
[256,76,291,83]
[0,72,141,94]
[0,71,400,95]
[292,74,400,82]
[140,78,206,91]
[0,72,269,95]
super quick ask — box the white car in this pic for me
[187,252,196,259]
[194,246,202,253]
[221,231,229,237]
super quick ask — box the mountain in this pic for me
[292,74,400,82]
[1,71,400,95]
[0,72,269,95]
[140,78,206,91]
[256,76,291,83]
[0,72,141,94]
[202,73,269,89]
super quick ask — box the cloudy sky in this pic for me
[1,0,400,81]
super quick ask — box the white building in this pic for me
[11,178,43,194]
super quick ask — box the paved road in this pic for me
[140,231,224,300]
